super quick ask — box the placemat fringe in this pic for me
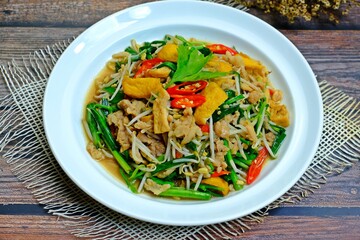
[202,226,224,239]
[206,0,248,11]
[0,97,23,151]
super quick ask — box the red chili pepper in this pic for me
[268,88,275,96]
[167,81,208,96]
[211,170,230,178]
[246,148,269,184]
[199,124,210,133]
[206,44,238,56]
[169,94,186,99]
[134,58,164,77]
[170,95,206,108]
[175,151,183,159]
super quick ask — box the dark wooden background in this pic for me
[0,1,359,239]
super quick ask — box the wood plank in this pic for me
[3,204,360,217]
[0,154,38,203]
[240,216,360,239]
[1,28,359,97]
[0,176,37,204]
[0,27,84,65]
[0,215,78,240]
[0,204,47,215]
[0,0,152,27]
[1,0,359,30]
[286,164,360,208]
[281,29,360,98]
[0,214,359,240]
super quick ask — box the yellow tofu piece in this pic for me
[153,88,171,134]
[206,56,233,72]
[201,177,230,196]
[122,76,163,99]
[157,43,178,62]
[194,82,228,125]
[269,101,290,127]
[239,52,267,73]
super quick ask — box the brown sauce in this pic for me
[83,65,125,184]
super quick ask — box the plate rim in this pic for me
[43,0,323,226]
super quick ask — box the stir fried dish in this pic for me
[84,35,290,200]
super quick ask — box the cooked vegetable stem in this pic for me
[119,168,137,193]
[87,103,132,174]
[223,139,242,190]
[84,34,290,200]
[159,187,212,200]
[86,108,103,148]
[150,177,175,187]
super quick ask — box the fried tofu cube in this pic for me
[238,52,268,76]
[269,101,290,127]
[194,82,228,125]
[206,56,233,72]
[157,43,178,62]
[122,76,163,99]
[238,53,263,69]
[153,88,171,134]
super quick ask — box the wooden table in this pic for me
[0,1,359,239]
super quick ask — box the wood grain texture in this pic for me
[240,216,360,240]
[286,164,360,208]
[0,0,359,239]
[281,29,360,98]
[1,0,359,29]
[0,215,79,240]
[0,215,359,240]
[0,0,153,27]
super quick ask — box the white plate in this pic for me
[43,0,323,226]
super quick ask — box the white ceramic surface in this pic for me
[43,0,323,226]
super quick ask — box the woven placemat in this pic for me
[0,24,359,240]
